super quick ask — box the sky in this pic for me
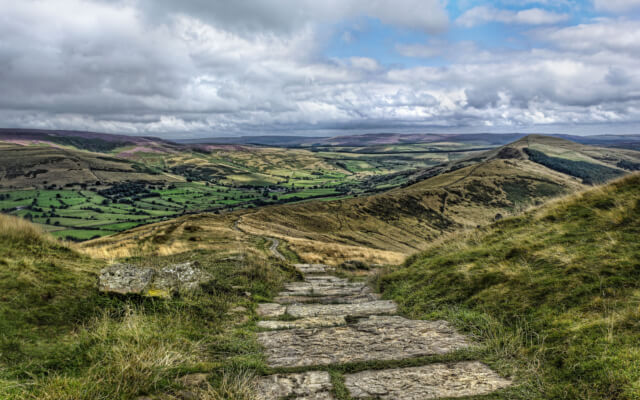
[1,0,640,138]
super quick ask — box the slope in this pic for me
[0,213,294,399]
[0,142,176,188]
[236,136,599,263]
[379,173,640,399]
[79,136,612,264]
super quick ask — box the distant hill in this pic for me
[234,136,571,261]
[0,128,175,152]
[235,135,639,264]
[3,128,640,150]
[178,133,528,147]
[0,142,176,189]
[176,135,329,147]
[82,135,640,264]
[178,132,640,148]
[380,173,640,399]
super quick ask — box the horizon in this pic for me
[1,1,640,137]
[2,127,640,141]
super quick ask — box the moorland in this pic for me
[1,129,640,399]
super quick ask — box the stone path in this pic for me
[256,263,511,400]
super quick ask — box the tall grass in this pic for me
[381,173,640,399]
[1,212,293,399]
[0,213,52,245]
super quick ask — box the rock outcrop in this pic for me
[99,261,210,297]
[98,263,155,295]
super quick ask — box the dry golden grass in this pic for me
[79,213,244,259]
[81,153,589,265]
[0,213,50,243]
[237,158,583,263]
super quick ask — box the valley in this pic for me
[0,129,511,241]
[4,3,640,398]
[2,129,640,400]
[80,134,640,265]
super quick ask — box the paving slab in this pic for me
[258,316,471,368]
[274,293,381,305]
[287,300,397,318]
[282,281,370,297]
[344,362,511,399]
[257,303,287,318]
[256,371,335,400]
[294,264,330,274]
[257,315,347,330]
[303,275,348,282]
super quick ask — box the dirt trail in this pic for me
[234,217,285,260]
[267,237,285,260]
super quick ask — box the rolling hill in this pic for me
[0,129,513,240]
[234,135,639,263]
[379,172,640,399]
[80,135,640,265]
[179,131,640,148]
[0,142,177,189]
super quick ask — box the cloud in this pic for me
[0,0,639,136]
[533,19,640,54]
[396,40,484,60]
[457,6,569,27]
[594,0,640,13]
[349,57,381,71]
[137,0,449,34]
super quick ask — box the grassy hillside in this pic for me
[379,173,640,399]
[79,136,639,267]
[84,146,582,265]
[1,132,495,241]
[237,149,581,264]
[7,131,637,244]
[0,213,295,399]
[236,135,640,265]
[0,143,171,188]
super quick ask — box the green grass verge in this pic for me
[378,174,640,399]
[0,214,298,399]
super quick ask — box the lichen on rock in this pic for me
[99,261,211,297]
[98,263,155,295]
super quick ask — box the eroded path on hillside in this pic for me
[255,264,511,399]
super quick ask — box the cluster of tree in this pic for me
[170,165,224,182]
[524,148,625,185]
[98,182,151,199]
[617,160,640,171]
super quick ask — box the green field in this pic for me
[0,140,500,240]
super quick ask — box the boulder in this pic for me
[155,261,210,293]
[98,263,155,295]
[99,261,210,297]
